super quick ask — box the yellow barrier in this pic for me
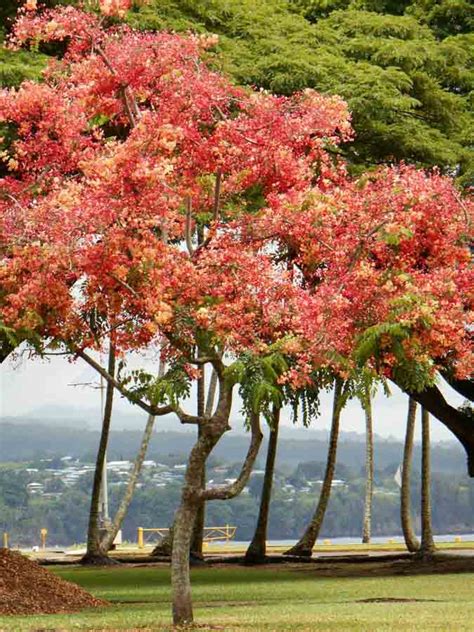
[138,525,236,549]
[40,528,48,550]
[2,532,8,548]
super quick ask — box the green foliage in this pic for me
[127,0,473,186]
[408,1,474,38]
[285,384,322,427]
[0,43,48,87]
[2,0,472,181]
[117,360,191,408]
[226,351,289,423]
[354,320,438,392]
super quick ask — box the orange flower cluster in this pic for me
[1,5,472,391]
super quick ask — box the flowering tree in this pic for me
[253,164,473,469]
[0,2,353,622]
[1,1,472,624]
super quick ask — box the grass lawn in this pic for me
[1,564,474,631]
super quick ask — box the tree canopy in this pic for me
[2,1,472,183]
[126,0,473,185]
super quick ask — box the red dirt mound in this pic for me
[0,548,108,615]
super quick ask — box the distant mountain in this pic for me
[0,418,467,474]
[5,406,178,431]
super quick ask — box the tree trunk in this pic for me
[101,412,156,552]
[190,371,206,558]
[362,392,374,544]
[401,397,420,553]
[153,368,218,560]
[171,406,262,625]
[171,499,199,626]
[245,406,281,564]
[418,406,435,559]
[205,369,218,417]
[284,379,344,557]
[81,345,116,565]
[171,428,222,625]
[396,380,474,477]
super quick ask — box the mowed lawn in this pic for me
[2,565,474,631]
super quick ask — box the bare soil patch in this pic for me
[282,555,474,578]
[357,597,439,603]
[0,548,108,615]
[199,553,474,578]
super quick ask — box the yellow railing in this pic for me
[137,525,236,549]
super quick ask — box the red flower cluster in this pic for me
[1,5,472,388]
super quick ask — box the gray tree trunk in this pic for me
[172,407,262,625]
[205,369,218,417]
[284,379,344,557]
[101,412,156,551]
[81,345,116,565]
[171,429,225,624]
[362,393,374,544]
[190,370,206,558]
[153,367,220,559]
[419,406,435,559]
[401,397,420,552]
[245,406,281,564]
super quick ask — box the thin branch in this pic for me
[189,355,215,365]
[108,273,140,298]
[73,347,173,417]
[94,45,140,128]
[173,405,204,426]
[213,170,222,221]
[185,196,194,256]
[200,412,263,500]
[337,219,389,293]
[453,191,472,229]
[3,193,24,214]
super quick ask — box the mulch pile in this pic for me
[0,548,108,615]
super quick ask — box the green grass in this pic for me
[1,565,474,630]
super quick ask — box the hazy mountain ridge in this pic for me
[0,418,466,474]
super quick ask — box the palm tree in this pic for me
[419,406,435,559]
[400,397,420,552]
[284,378,345,557]
[190,371,207,558]
[101,412,156,552]
[245,406,281,564]
[361,389,374,544]
[81,344,116,565]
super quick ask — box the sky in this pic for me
[1,347,466,443]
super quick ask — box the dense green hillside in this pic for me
[1,421,473,545]
[1,0,472,183]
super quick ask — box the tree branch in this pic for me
[441,372,474,402]
[213,170,222,221]
[185,196,194,255]
[205,368,218,417]
[200,412,263,500]
[395,378,474,477]
[108,273,139,298]
[173,405,204,425]
[94,45,140,128]
[73,347,173,417]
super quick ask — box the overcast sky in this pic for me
[0,348,466,443]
